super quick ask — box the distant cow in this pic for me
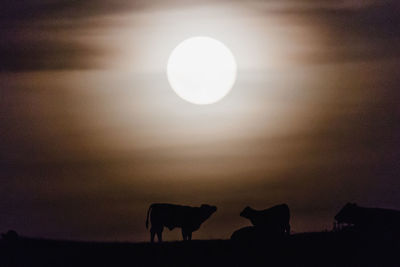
[335,203,400,233]
[240,204,290,235]
[146,203,217,242]
[1,230,19,242]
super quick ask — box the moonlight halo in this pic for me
[167,37,237,105]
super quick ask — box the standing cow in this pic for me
[335,203,400,233]
[146,203,217,242]
[240,204,291,236]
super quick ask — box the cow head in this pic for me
[200,204,217,218]
[240,206,253,219]
[335,203,358,224]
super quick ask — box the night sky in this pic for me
[1,0,399,242]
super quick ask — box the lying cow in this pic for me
[240,204,290,235]
[335,203,400,233]
[231,226,259,242]
[145,203,217,242]
[231,225,285,242]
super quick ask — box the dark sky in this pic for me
[1,0,399,242]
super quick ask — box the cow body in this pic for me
[240,204,290,236]
[335,203,400,233]
[231,226,259,242]
[146,203,217,242]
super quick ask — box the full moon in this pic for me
[167,37,237,105]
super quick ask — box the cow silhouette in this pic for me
[231,225,285,242]
[240,204,290,236]
[231,226,260,242]
[335,203,400,234]
[1,230,19,242]
[146,203,217,242]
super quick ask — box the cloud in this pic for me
[1,0,399,71]
[0,39,103,72]
[251,0,400,64]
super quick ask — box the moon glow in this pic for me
[167,37,237,105]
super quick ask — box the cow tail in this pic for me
[146,204,153,229]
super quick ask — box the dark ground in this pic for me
[1,231,399,267]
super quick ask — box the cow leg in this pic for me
[150,228,156,243]
[181,229,187,241]
[181,229,192,241]
[286,223,291,235]
[156,230,163,243]
[151,225,163,243]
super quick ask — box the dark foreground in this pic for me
[1,231,399,267]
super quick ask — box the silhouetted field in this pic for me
[1,231,399,267]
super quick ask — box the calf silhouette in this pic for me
[146,203,217,242]
[335,203,400,234]
[240,204,290,236]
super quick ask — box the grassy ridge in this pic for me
[1,231,399,267]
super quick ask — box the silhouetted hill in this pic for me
[1,231,399,267]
